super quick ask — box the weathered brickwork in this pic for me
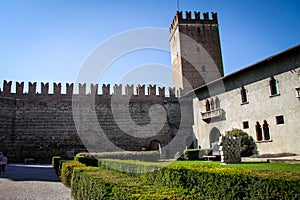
[0,82,181,163]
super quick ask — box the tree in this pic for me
[226,128,256,157]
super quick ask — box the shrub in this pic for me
[74,155,98,166]
[77,151,160,162]
[52,156,61,175]
[95,159,300,199]
[57,159,69,177]
[226,128,256,157]
[98,159,163,174]
[60,160,85,187]
[71,165,199,200]
[183,149,212,160]
[71,166,100,199]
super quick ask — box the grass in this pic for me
[171,160,300,173]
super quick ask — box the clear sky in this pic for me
[0,0,299,92]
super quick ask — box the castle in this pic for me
[0,11,299,163]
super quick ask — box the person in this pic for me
[0,152,3,174]
[1,154,7,174]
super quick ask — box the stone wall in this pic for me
[0,83,181,163]
[170,11,224,95]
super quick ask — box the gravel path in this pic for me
[0,164,72,200]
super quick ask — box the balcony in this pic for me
[201,108,224,122]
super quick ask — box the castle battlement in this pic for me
[0,80,176,98]
[169,11,218,33]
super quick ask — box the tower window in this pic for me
[240,87,248,104]
[202,65,206,73]
[243,121,249,129]
[276,115,284,125]
[269,76,279,96]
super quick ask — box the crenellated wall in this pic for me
[0,81,181,163]
[1,80,176,97]
[169,11,218,33]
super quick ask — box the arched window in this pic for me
[269,76,279,96]
[255,121,263,141]
[240,86,248,103]
[215,97,220,109]
[263,120,270,140]
[210,98,215,110]
[205,100,210,112]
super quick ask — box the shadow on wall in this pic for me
[0,164,59,182]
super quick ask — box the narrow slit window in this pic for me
[269,76,279,96]
[240,86,248,103]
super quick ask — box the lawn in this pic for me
[172,160,300,173]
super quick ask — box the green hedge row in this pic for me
[51,156,61,175]
[76,151,160,162]
[74,155,98,166]
[144,165,300,199]
[71,166,199,200]
[99,159,300,199]
[60,160,85,187]
[54,156,300,199]
[183,148,212,160]
[99,159,164,175]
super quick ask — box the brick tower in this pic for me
[170,11,224,96]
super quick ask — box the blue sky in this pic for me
[0,0,299,92]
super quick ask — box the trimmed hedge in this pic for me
[144,165,300,199]
[98,159,164,174]
[183,148,212,160]
[71,166,100,199]
[71,166,199,200]
[57,159,69,177]
[56,155,300,199]
[77,151,160,162]
[74,155,98,166]
[60,160,85,187]
[99,159,300,199]
[52,156,61,175]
